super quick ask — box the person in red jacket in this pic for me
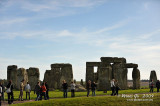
[40,82,47,100]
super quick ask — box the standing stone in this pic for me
[74,79,76,84]
[17,68,28,90]
[44,63,73,89]
[86,66,94,85]
[132,68,140,89]
[112,63,128,89]
[27,67,40,90]
[7,65,18,89]
[80,79,84,86]
[98,65,112,90]
[149,70,157,88]
[60,64,73,88]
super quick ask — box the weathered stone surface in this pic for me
[101,57,126,63]
[44,63,73,90]
[149,70,157,88]
[80,79,84,86]
[17,68,28,90]
[112,63,128,89]
[27,67,40,90]
[94,72,98,83]
[124,63,138,68]
[86,62,101,67]
[86,66,94,83]
[7,65,18,88]
[132,68,140,89]
[98,65,112,90]
[86,57,140,90]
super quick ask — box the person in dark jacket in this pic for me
[149,79,154,93]
[156,80,160,92]
[62,80,68,98]
[7,80,14,104]
[91,82,96,96]
[115,80,120,95]
[34,81,41,101]
[45,82,49,100]
[0,82,5,101]
[87,80,91,97]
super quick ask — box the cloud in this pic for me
[139,29,160,39]
[0,18,28,25]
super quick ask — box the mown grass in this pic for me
[12,93,160,106]
[3,88,154,101]
[3,89,152,101]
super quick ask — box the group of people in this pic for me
[1,78,160,105]
[86,80,97,97]
[0,80,76,104]
[149,79,160,93]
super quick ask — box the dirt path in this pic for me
[1,92,158,106]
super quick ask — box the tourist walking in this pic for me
[70,81,76,97]
[34,81,41,101]
[19,80,24,101]
[91,82,96,96]
[149,80,154,93]
[156,80,160,92]
[62,80,68,98]
[6,80,14,104]
[115,80,120,95]
[0,82,5,101]
[111,79,115,96]
[25,82,31,100]
[45,82,49,100]
[40,82,47,100]
[87,80,91,97]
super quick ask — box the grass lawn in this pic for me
[12,93,160,106]
[4,89,152,100]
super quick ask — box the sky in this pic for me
[0,0,160,81]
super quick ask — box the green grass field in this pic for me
[2,89,160,106]
[4,89,152,100]
[12,93,160,106]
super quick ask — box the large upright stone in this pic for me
[7,65,18,88]
[60,64,73,87]
[149,70,157,88]
[98,65,112,90]
[86,66,94,83]
[44,63,73,89]
[17,68,28,90]
[27,67,40,90]
[112,63,128,89]
[86,62,100,87]
[132,68,140,89]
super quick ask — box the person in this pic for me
[0,83,2,106]
[70,81,76,97]
[19,80,24,101]
[91,82,96,96]
[40,82,47,100]
[34,81,41,101]
[115,80,120,95]
[6,80,14,104]
[149,80,154,93]
[62,80,68,98]
[156,80,160,92]
[86,80,91,97]
[25,82,31,100]
[111,79,115,96]
[45,82,49,100]
[0,82,5,101]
